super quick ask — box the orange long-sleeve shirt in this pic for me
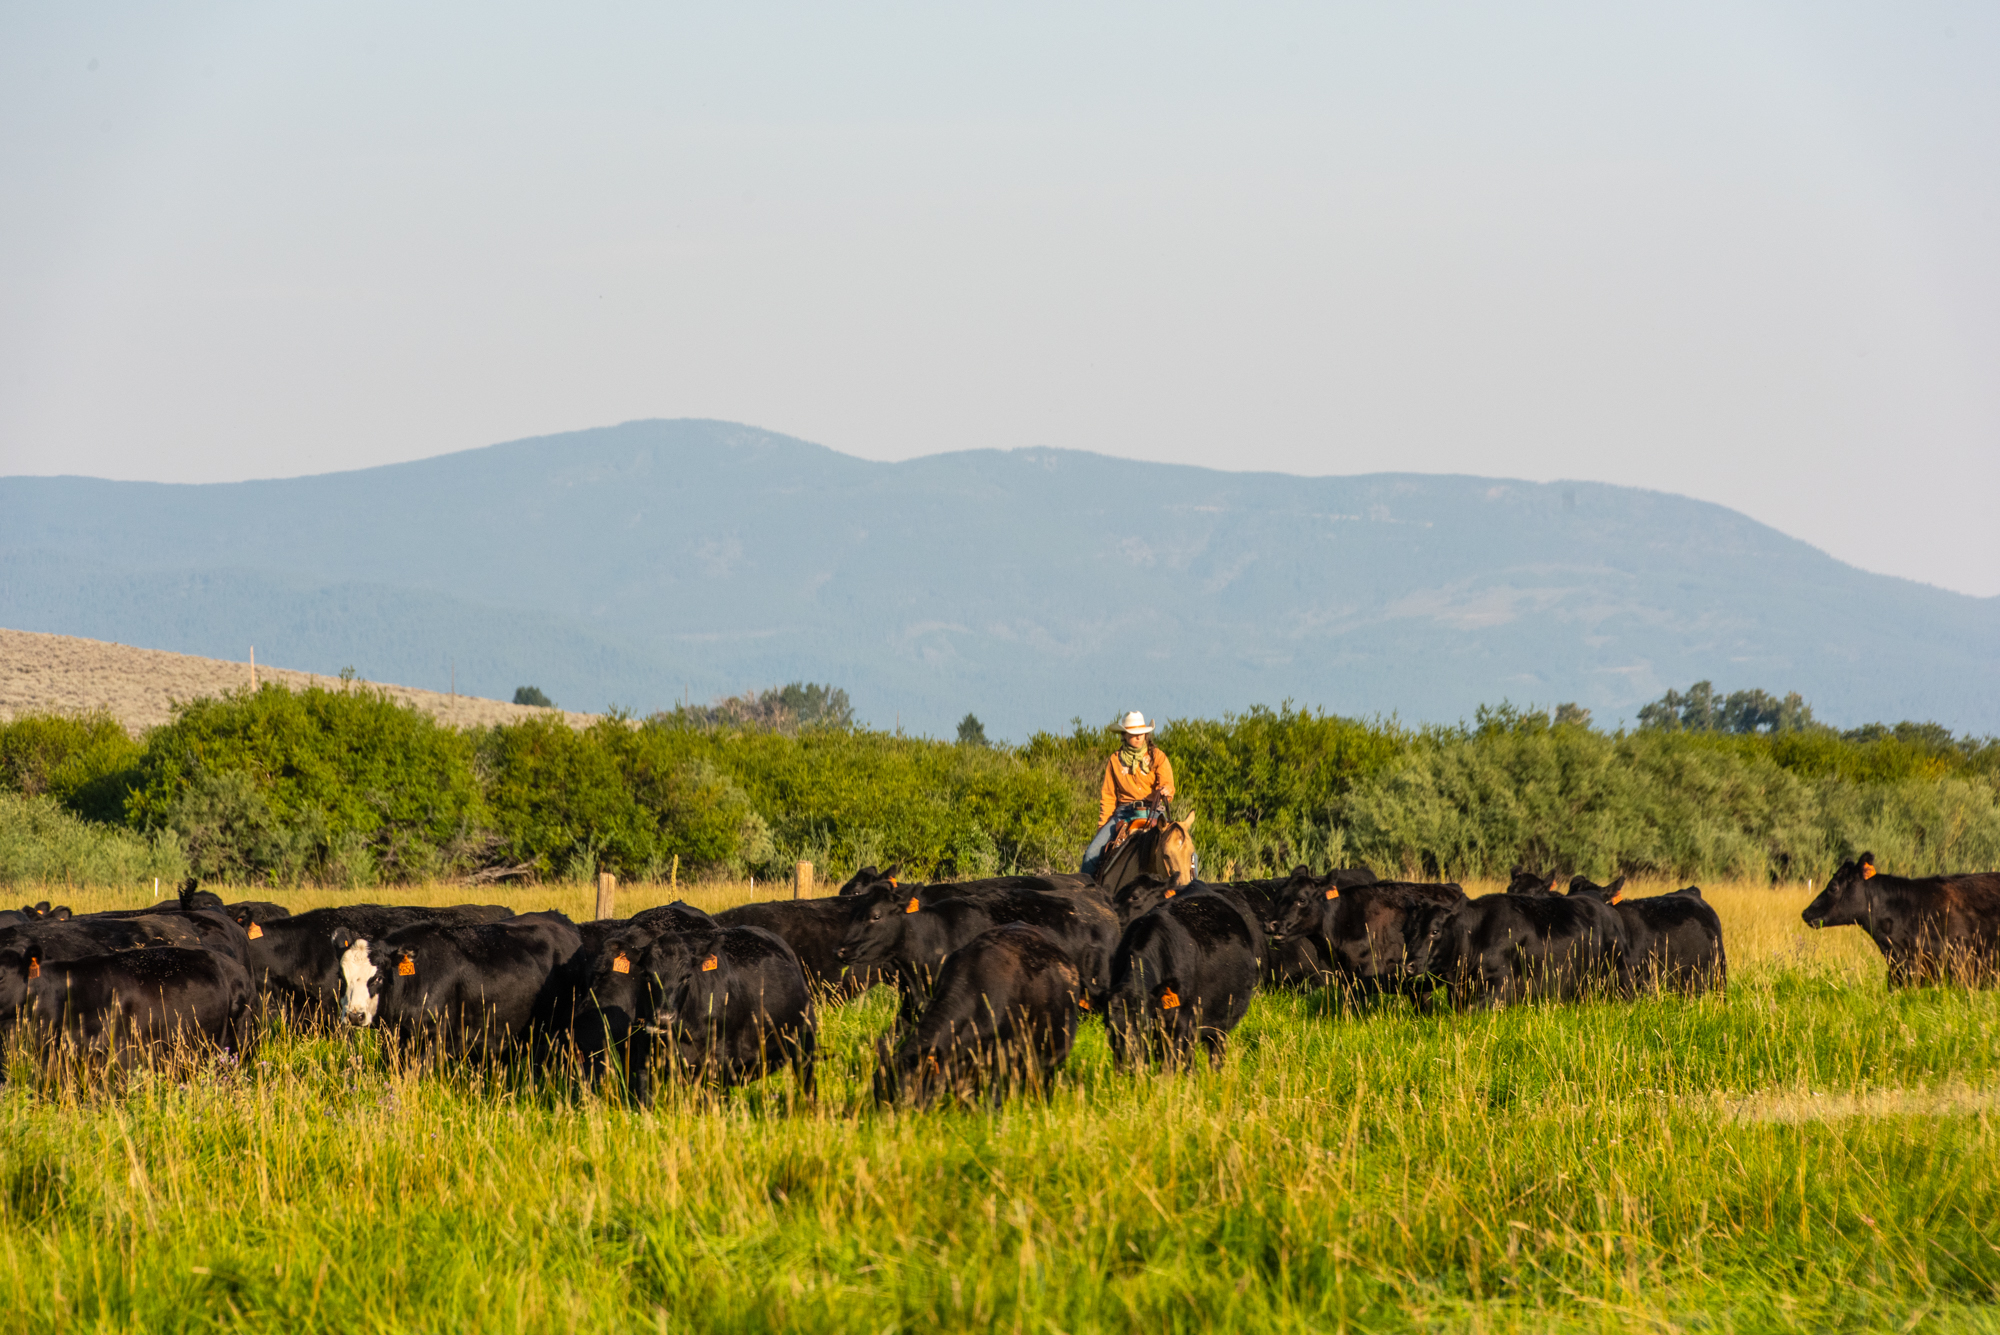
[1100,747,1175,824]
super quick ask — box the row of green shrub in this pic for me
[0,685,1995,888]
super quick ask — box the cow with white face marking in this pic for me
[335,914,581,1062]
[245,903,519,1022]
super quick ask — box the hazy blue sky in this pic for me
[3,2,1995,594]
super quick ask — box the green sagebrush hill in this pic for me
[1,683,1995,888]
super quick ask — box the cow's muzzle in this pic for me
[344,1009,373,1028]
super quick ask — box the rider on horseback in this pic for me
[1080,711,1176,875]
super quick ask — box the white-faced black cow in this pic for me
[872,923,1081,1107]
[1567,877,1725,994]
[1100,882,1264,1070]
[620,925,816,1102]
[836,883,1120,1028]
[336,914,582,1062]
[0,943,256,1062]
[1803,854,2000,987]
[244,903,520,1021]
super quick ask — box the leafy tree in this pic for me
[479,714,654,879]
[0,710,142,823]
[956,713,990,747]
[657,681,855,733]
[126,682,486,882]
[513,686,555,708]
[1639,682,1816,735]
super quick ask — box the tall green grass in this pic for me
[3,883,1998,1332]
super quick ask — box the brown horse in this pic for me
[1093,814,1198,896]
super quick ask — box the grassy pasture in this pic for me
[2,881,1998,1333]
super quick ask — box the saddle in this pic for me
[1105,812,1160,858]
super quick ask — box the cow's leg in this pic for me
[1199,1025,1228,1069]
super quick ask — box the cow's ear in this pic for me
[1857,852,1878,878]
[27,957,40,979]
[50,907,70,922]
[395,950,417,977]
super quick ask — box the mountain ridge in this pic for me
[4,418,1995,736]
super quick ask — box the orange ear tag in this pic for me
[1611,889,1625,904]
[888,878,898,887]
[247,923,263,939]
[1164,889,1176,899]
[701,955,719,972]
[1324,888,1337,900]
[611,953,631,974]
[1159,988,1180,1010]
[1077,996,1091,1011]
[396,956,415,976]
[27,959,39,979]
[904,897,920,914]
[1862,863,1877,879]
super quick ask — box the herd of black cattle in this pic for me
[0,853,1994,1108]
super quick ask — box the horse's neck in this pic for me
[1105,827,1167,886]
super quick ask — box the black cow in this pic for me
[1101,882,1264,1070]
[1413,890,1628,1008]
[837,884,1120,1026]
[837,865,903,896]
[872,923,1081,1107]
[91,878,228,917]
[1568,877,1725,994]
[1270,878,1466,1002]
[615,925,816,1102]
[223,901,292,929]
[543,908,723,1073]
[0,901,71,928]
[628,901,717,934]
[713,897,891,1000]
[1507,868,1562,896]
[1248,868,1380,988]
[1803,854,2000,987]
[336,914,582,1061]
[563,923,668,1083]
[0,944,256,1061]
[244,903,524,1020]
[1,912,201,963]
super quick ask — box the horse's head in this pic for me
[1155,813,1198,886]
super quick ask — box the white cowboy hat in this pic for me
[1116,711,1153,734]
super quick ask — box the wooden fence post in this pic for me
[794,860,814,900]
[595,871,617,921]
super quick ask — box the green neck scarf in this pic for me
[1118,745,1152,775]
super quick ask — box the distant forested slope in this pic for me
[4,418,1995,736]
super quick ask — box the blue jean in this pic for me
[1081,805,1149,874]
